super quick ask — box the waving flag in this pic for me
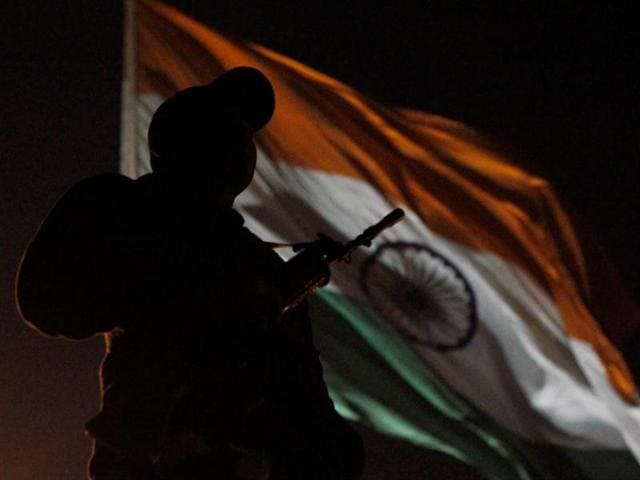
[121,1,640,478]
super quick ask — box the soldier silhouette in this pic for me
[16,67,363,480]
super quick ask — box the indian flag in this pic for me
[121,1,640,478]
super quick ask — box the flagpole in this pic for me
[120,0,137,178]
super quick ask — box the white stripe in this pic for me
[134,94,163,177]
[236,148,636,451]
[570,341,640,462]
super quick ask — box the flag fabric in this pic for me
[121,1,640,478]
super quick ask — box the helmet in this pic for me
[147,67,275,174]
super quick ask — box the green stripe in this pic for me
[309,291,640,480]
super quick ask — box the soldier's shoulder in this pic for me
[63,173,135,199]
[50,173,137,219]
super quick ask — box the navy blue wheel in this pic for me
[360,242,477,352]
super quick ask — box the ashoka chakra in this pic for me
[359,242,477,351]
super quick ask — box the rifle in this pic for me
[277,208,405,317]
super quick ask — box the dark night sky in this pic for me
[2,2,639,479]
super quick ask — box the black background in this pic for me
[2,2,638,478]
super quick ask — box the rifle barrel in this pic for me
[344,208,405,253]
[360,208,405,242]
